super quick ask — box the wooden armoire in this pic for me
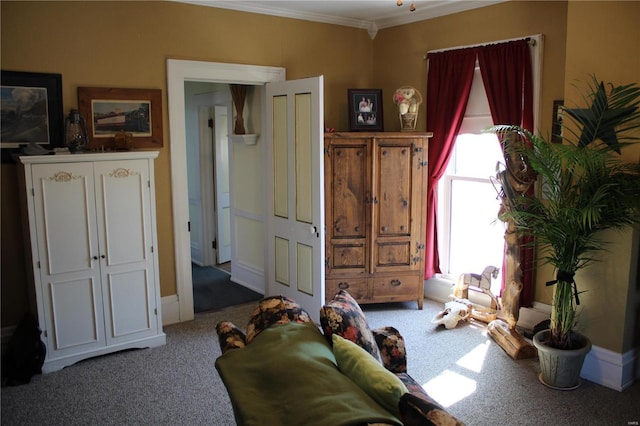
[324,132,432,309]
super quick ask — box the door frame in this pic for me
[167,59,285,323]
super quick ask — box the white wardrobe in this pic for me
[19,151,165,373]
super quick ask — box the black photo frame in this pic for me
[1,71,63,154]
[348,89,383,132]
[551,99,564,143]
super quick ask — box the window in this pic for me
[431,35,542,299]
[437,63,504,296]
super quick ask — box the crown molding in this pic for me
[178,1,373,29]
[375,1,508,29]
[174,1,508,39]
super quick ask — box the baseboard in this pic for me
[162,294,181,326]
[581,345,638,391]
[516,302,551,333]
[424,276,454,303]
[230,260,264,294]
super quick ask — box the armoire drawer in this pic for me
[325,278,370,302]
[371,275,421,301]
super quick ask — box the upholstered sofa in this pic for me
[215,290,464,426]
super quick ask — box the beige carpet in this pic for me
[2,299,638,425]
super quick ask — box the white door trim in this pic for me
[167,59,285,323]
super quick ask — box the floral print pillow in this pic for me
[216,321,246,355]
[320,290,382,363]
[245,295,315,344]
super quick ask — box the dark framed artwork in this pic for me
[1,70,63,150]
[348,89,383,132]
[551,99,564,143]
[78,87,163,149]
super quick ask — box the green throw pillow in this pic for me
[332,333,408,417]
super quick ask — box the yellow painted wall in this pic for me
[373,1,568,135]
[563,0,640,353]
[1,0,637,355]
[0,0,372,326]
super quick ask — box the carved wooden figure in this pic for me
[487,132,537,360]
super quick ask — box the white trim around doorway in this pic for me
[165,59,286,324]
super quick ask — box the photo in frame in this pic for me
[348,89,383,132]
[78,87,163,149]
[551,99,564,143]
[1,70,63,150]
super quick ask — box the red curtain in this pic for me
[424,47,477,278]
[478,39,535,307]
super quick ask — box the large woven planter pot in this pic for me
[533,329,592,390]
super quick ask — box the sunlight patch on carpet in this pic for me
[456,340,490,373]
[423,371,476,408]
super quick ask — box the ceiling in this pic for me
[177,1,508,37]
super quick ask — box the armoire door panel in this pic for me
[330,243,367,270]
[32,163,98,276]
[375,143,413,237]
[374,241,412,267]
[95,160,149,266]
[46,276,104,352]
[330,144,368,239]
[105,268,154,342]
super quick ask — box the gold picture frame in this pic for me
[78,86,163,150]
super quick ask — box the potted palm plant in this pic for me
[491,76,640,389]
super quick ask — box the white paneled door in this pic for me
[213,105,231,264]
[265,76,325,321]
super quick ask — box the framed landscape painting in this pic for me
[1,70,63,150]
[78,86,163,149]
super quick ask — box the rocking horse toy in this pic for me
[452,265,501,310]
[431,265,500,329]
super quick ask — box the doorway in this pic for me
[185,85,232,269]
[167,59,286,323]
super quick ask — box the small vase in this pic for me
[533,329,592,390]
[399,112,418,131]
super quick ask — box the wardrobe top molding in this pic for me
[326,132,433,139]
[19,151,159,165]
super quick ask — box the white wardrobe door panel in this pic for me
[94,160,150,266]
[47,277,104,351]
[105,269,153,340]
[32,163,98,275]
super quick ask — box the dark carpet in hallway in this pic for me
[192,265,263,313]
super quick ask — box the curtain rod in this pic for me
[423,34,540,60]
